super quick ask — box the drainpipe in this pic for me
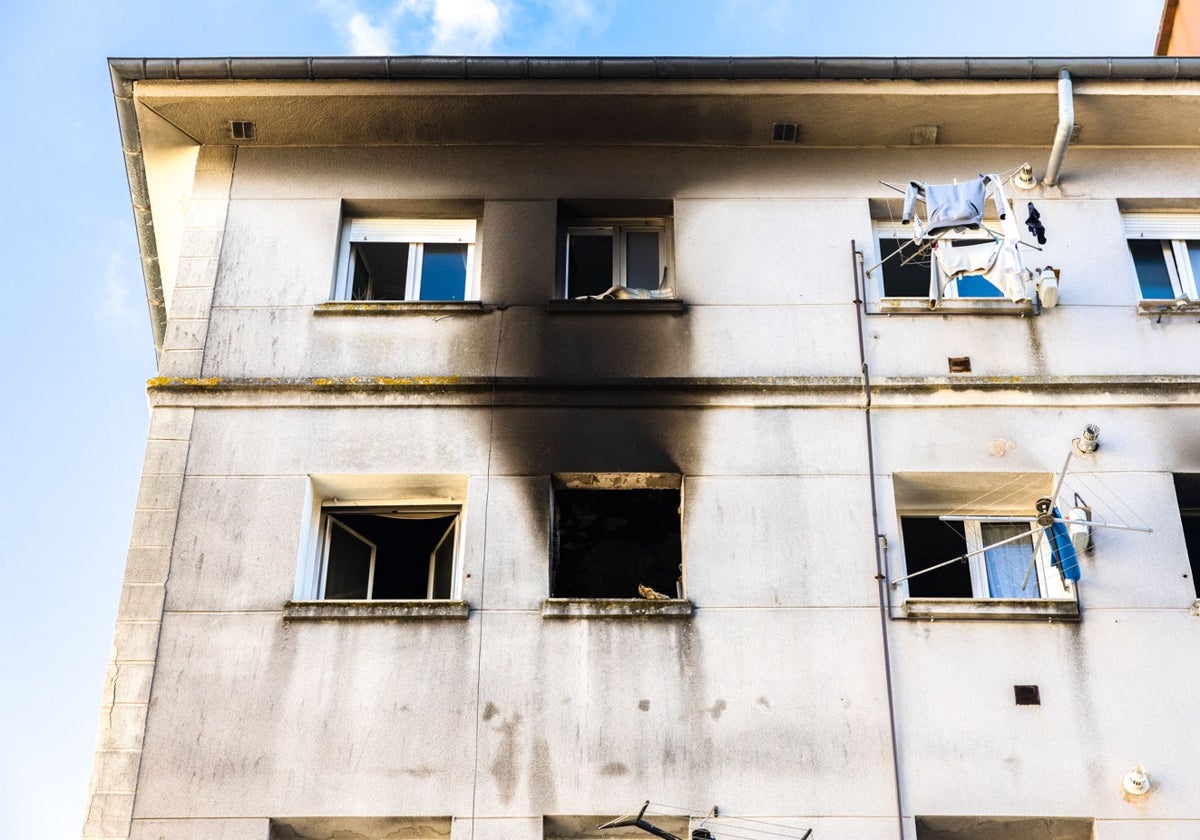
[851,242,906,840]
[1043,69,1074,187]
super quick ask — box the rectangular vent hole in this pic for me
[948,356,971,373]
[772,122,799,143]
[1014,685,1041,705]
[231,121,257,141]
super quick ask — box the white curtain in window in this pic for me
[981,522,1039,598]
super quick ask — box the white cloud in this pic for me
[347,10,396,54]
[423,0,507,53]
[98,249,140,333]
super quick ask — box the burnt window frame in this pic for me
[556,200,675,300]
[548,473,685,601]
[1173,473,1200,599]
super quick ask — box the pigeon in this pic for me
[638,583,671,600]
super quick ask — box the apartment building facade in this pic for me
[86,56,1200,840]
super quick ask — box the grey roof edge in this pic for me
[110,62,167,356]
[109,55,1200,82]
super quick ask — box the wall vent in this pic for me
[910,124,938,145]
[1014,685,1041,705]
[771,122,799,143]
[231,121,257,141]
[948,356,971,373]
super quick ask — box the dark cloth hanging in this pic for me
[1025,202,1047,245]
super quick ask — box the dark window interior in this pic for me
[323,509,457,599]
[551,489,682,598]
[351,242,410,300]
[900,516,972,598]
[566,233,614,297]
[879,238,931,297]
[1173,474,1200,597]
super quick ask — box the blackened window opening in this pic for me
[900,516,972,597]
[1174,474,1200,597]
[551,489,682,599]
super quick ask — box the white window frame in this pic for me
[563,218,673,297]
[317,503,462,600]
[333,217,480,301]
[1123,214,1200,302]
[873,221,1008,301]
[897,515,1074,602]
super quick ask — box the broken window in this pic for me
[333,217,478,301]
[1174,474,1200,597]
[559,200,674,299]
[319,505,460,600]
[550,475,683,599]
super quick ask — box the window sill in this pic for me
[1137,299,1200,317]
[283,599,469,620]
[874,297,1034,316]
[546,299,685,314]
[901,597,1079,622]
[314,301,494,316]
[541,598,693,619]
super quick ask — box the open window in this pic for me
[320,505,459,600]
[549,474,683,600]
[1174,474,1200,599]
[1124,213,1200,309]
[559,200,674,299]
[893,473,1077,620]
[292,475,469,613]
[333,217,479,301]
[875,224,1005,300]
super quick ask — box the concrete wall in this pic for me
[87,134,1200,840]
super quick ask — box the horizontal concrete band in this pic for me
[143,375,1200,409]
[110,56,1200,83]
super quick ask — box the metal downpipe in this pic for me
[1043,69,1074,187]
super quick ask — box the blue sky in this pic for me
[0,1,1166,837]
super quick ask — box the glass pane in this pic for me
[352,242,410,300]
[879,239,932,297]
[324,519,373,599]
[625,231,661,290]
[419,244,468,301]
[567,233,614,297]
[1128,239,1175,299]
[981,522,1039,598]
[1186,241,1200,297]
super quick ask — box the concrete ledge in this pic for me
[902,597,1080,621]
[541,598,693,618]
[283,600,470,620]
[314,301,495,315]
[546,299,686,314]
[874,297,1035,316]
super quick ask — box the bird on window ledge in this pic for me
[638,583,671,600]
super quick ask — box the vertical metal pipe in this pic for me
[850,241,906,840]
[1043,69,1074,187]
